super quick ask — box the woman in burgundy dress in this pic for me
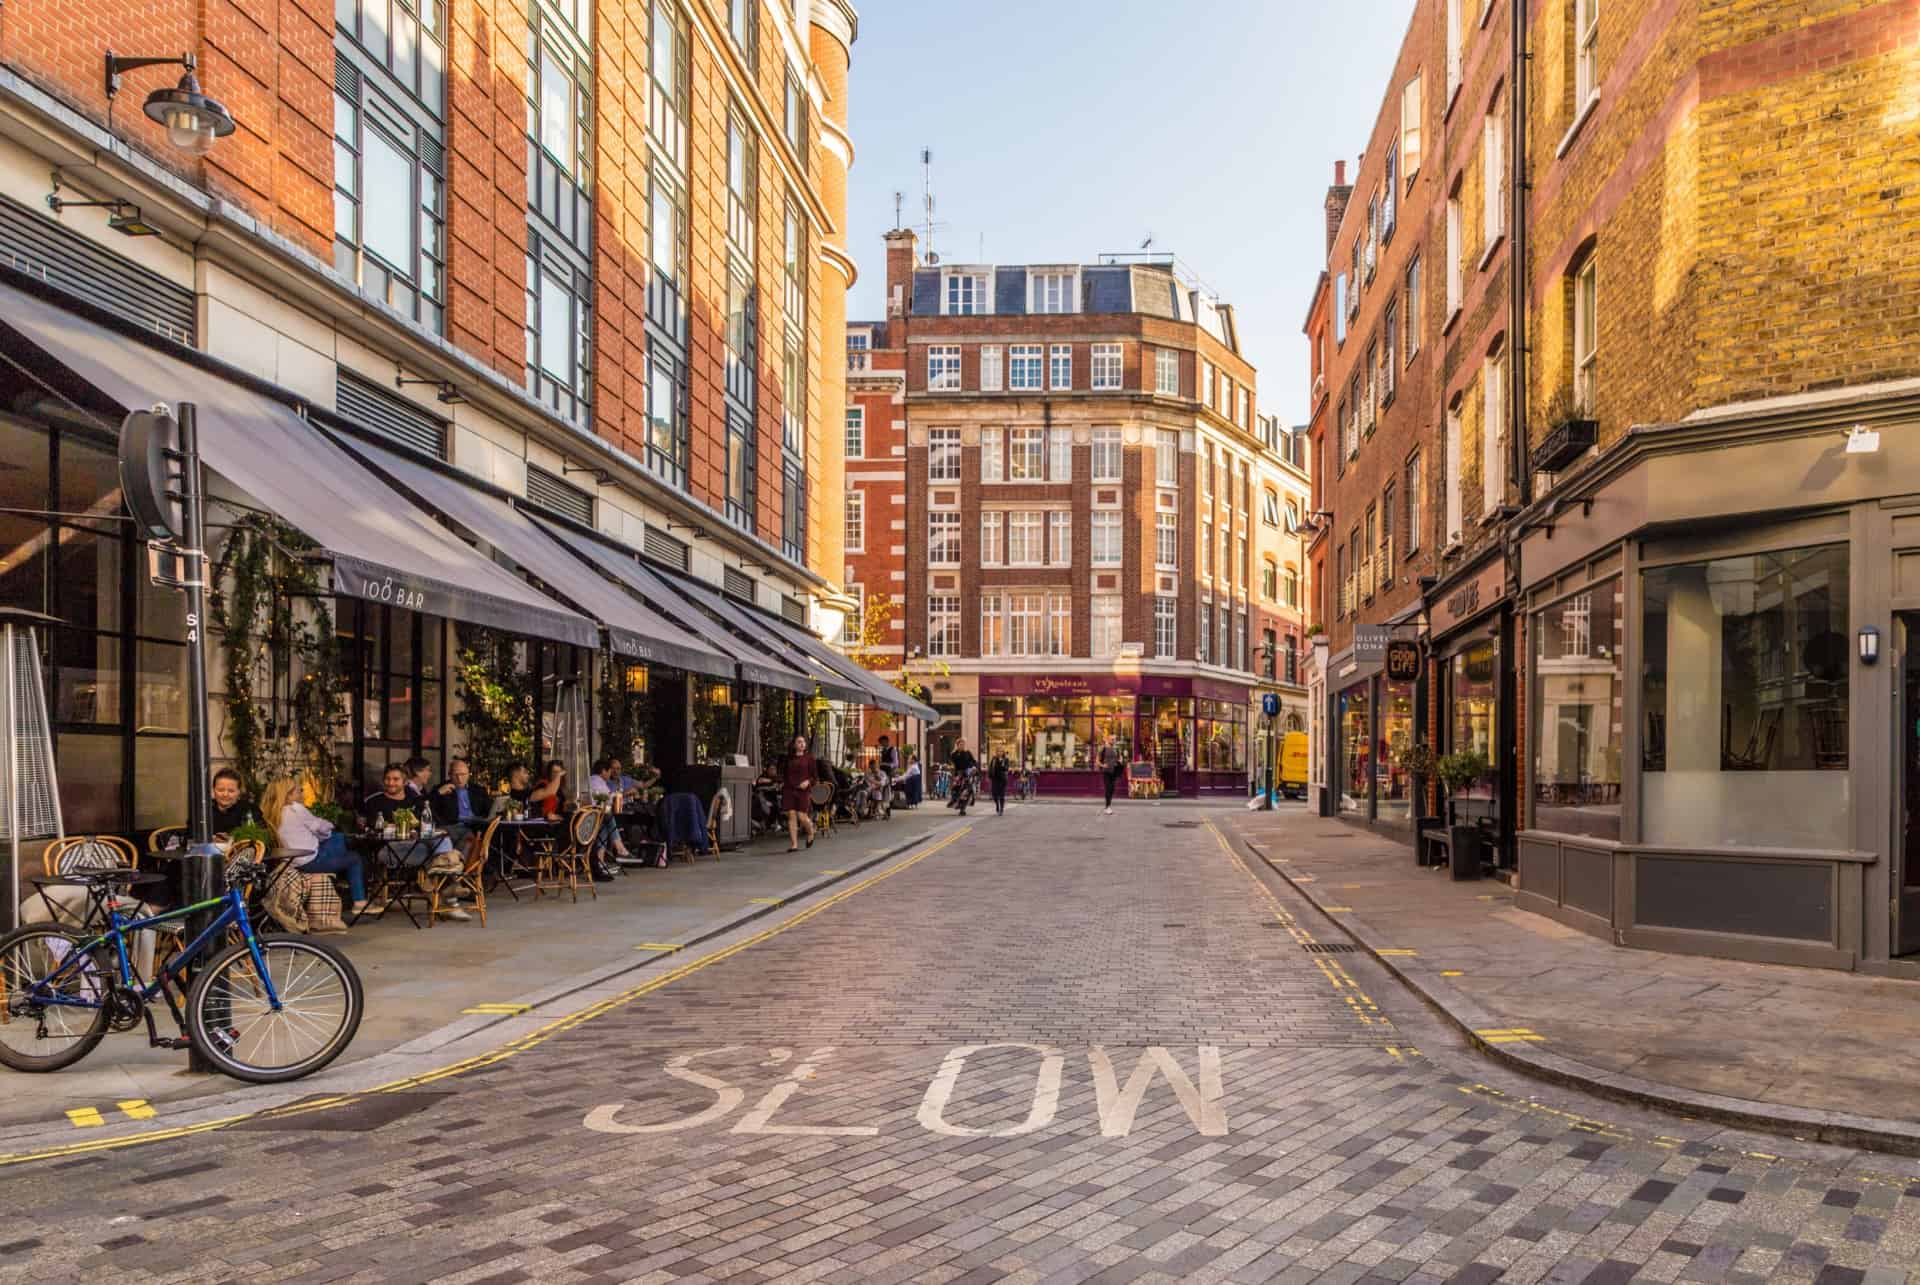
[781,735,819,851]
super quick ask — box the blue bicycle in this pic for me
[0,854,362,1084]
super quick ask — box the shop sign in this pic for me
[977,673,1251,701]
[1431,557,1508,636]
[1353,624,1392,663]
[1385,640,1421,683]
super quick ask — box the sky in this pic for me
[841,0,1417,429]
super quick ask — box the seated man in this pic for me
[209,767,258,839]
[585,756,636,864]
[427,756,490,849]
[363,763,468,920]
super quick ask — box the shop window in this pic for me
[1641,544,1849,849]
[1338,682,1371,816]
[1446,637,1500,807]
[1379,676,1416,822]
[1532,578,1623,839]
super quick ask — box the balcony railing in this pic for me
[847,350,871,373]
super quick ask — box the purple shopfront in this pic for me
[977,674,1250,797]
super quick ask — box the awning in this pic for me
[776,624,941,723]
[0,280,594,648]
[530,516,814,696]
[339,437,735,680]
[658,573,869,705]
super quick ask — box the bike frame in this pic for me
[22,884,281,1016]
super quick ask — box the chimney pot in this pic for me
[1334,159,1346,185]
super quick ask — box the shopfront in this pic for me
[1428,553,1513,865]
[977,674,1248,796]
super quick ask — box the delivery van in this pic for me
[1277,732,1309,800]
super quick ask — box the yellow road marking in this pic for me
[1377,949,1418,957]
[748,897,783,905]
[819,868,848,875]
[1441,969,1465,976]
[461,1003,533,1016]
[1323,905,1354,913]
[65,1108,104,1129]
[1292,875,1317,883]
[633,942,684,952]
[1476,1027,1545,1044]
[0,825,974,1169]
[116,1100,156,1121]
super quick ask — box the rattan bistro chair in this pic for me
[538,808,601,903]
[31,836,141,929]
[430,813,496,926]
[810,781,835,839]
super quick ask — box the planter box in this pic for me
[1448,826,1484,881]
[1532,418,1598,474]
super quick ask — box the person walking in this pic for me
[1099,737,1124,815]
[988,750,1010,816]
[782,735,819,851]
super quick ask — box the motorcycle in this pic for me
[950,768,978,816]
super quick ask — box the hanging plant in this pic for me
[452,624,535,787]
[209,514,345,801]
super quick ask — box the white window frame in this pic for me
[1406,452,1423,554]
[927,344,962,391]
[1445,197,1463,318]
[927,594,960,658]
[1445,0,1463,101]
[1197,600,1211,665]
[1028,269,1079,314]
[1576,0,1600,108]
[1155,512,1179,571]
[980,511,1003,565]
[1482,350,1504,513]
[844,405,864,460]
[1007,510,1044,566]
[979,592,1003,657]
[979,344,1003,392]
[1262,490,1281,527]
[1091,428,1122,482]
[1006,592,1045,656]
[1262,558,1278,602]
[1048,511,1072,566]
[1406,255,1423,358]
[1048,593,1071,657]
[844,489,864,552]
[1402,72,1423,180]
[1091,595,1122,659]
[1155,430,1179,486]
[1574,256,1598,413]
[1009,344,1044,390]
[839,583,862,646]
[1008,426,1046,481]
[1048,427,1072,481]
[1153,596,1177,658]
[943,270,990,316]
[1236,386,1250,428]
[928,427,961,481]
[928,510,961,565]
[981,427,1003,482]
[1154,347,1179,395]
[1444,406,1464,544]
[1091,511,1122,566]
[1091,343,1122,391]
[1201,361,1215,407]
[1482,109,1506,248]
[1048,344,1072,391]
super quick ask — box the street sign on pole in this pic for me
[1261,692,1280,719]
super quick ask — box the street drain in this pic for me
[1301,943,1362,954]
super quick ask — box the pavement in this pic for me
[0,803,957,1131]
[1231,806,1920,1154]
[8,801,1920,1282]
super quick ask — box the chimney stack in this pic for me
[1324,159,1355,256]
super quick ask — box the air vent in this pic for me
[781,595,807,625]
[643,526,690,572]
[0,195,195,344]
[336,370,446,456]
[525,464,593,525]
[334,52,359,97]
[722,567,755,603]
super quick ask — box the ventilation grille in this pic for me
[335,52,359,97]
[643,526,690,572]
[525,464,593,525]
[0,195,195,344]
[336,370,447,456]
[722,567,755,603]
[1301,943,1361,954]
[781,596,807,626]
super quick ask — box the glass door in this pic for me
[1899,616,1920,954]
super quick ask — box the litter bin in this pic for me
[1448,826,1483,881]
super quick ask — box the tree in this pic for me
[838,593,948,738]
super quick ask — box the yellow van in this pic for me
[1277,732,1309,800]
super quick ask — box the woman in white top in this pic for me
[260,777,374,917]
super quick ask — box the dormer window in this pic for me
[1029,269,1078,314]
[943,271,989,316]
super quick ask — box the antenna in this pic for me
[921,147,936,264]
[892,190,903,230]
[1140,232,1154,250]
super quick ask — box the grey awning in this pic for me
[339,437,735,679]
[530,516,814,696]
[660,574,870,704]
[776,625,941,723]
[0,280,594,648]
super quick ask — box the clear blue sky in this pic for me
[842,0,1416,428]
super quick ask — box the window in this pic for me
[980,344,1003,392]
[1048,428,1072,481]
[1444,406,1464,543]
[842,405,864,460]
[1006,594,1044,656]
[1007,511,1043,565]
[1483,109,1506,246]
[1154,597,1177,658]
[1202,449,1214,499]
[1446,0,1463,99]
[1202,520,1214,578]
[927,511,961,564]
[1091,512,1122,566]
[1030,270,1076,313]
[724,408,755,530]
[332,63,445,332]
[782,70,808,165]
[981,428,1003,482]
[1048,595,1071,657]
[727,0,757,71]
[1155,512,1179,570]
[1262,559,1278,601]
[1365,339,1380,428]
[927,595,960,658]
[1197,601,1211,665]
[1284,635,1298,684]
[1155,347,1180,395]
[980,512,1003,565]
[1405,452,1423,553]
[1482,348,1505,513]
[1156,430,1178,486]
[844,490,864,552]
[647,0,688,169]
[1202,362,1215,407]
[532,38,590,182]
[1262,490,1281,527]
[1334,274,1348,344]
[1092,597,1122,659]
[1446,196,1463,317]
[1576,0,1600,107]
[1009,345,1044,390]
[928,427,960,481]
[526,239,591,426]
[980,593,1003,657]
[722,109,757,259]
[1381,484,1395,570]
[1402,72,1423,179]
[1641,545,1849,848]
[1235,609,1247,672]
[1237,386,1250,427]
[1261,628,1278,680]
[1383,144,1398,241]
[1092,343,1122,390]
[779,460,806,561]
[1091,428,1122,482]
[928,345,961,391]
[1405,256,1423,359]
[1382,300,1399,402]
[1237,536,1248,589]
[781,200,808,467]
[1574,256,1598,413]
[1049,344,1072,391]
[1049,511,1072,566]
[1286,499,1300,531]
[1220,374,1233,417]
[945,272,988,316]
[1531,578,1621,839]
[1009,427,1046,481]
[646,344,688,485]
[1365,192,1379,278]
[1283,567,1300,609]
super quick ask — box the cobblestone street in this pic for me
[5,803,1920,1284]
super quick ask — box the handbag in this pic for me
[263,866,310,934]
[303,875,346,933]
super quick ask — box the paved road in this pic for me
[4,803,1920,1283]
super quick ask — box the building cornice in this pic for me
[809,0,859,49]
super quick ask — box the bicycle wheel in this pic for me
[0,926,111,1072]
[185,936,362,1084]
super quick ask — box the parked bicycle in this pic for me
[0,853,362,1084]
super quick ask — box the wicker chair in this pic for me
[430,813,496,926]
[538,809,601,903]
[31,836,141,930]
[810,781,835,839]
[147,825,186,856]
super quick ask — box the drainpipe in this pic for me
[1508,0,1532,508]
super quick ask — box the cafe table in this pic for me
[347,830,446,928]
[488,816,558,900]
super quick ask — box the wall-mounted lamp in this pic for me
[105,51,236,156]
[45,178,160,237]
[395,371,465,405]
[1860,625,1881,666]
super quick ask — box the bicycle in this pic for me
[0,854,362,1084]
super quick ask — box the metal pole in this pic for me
[177,402,219,1074]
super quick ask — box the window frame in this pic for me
[1048,511,1072,567]
[1008,426,1046,481]
[927,510,961,566]
[927,344,962,392]
[843,488,864,553]
[927,594,960,658]
[1574,255,1599,413]
[928,427,961,482]
[844,404,864,460]
[1091,511,1122,567]
[1091,428,1122,482]
[1006,511,1044,567]
[1008,344,1044,390]
[1091,343,1123,391]
[1029,269,1079,314]
[1155,512,1179,571]
[980,511,1004,565]
[979,344,1003,392]
[1154,347,1180,395]
[1048,343,1073,391]
[944,271,990,316]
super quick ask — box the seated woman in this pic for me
[863,761,890,818]
[262,775,372,922]
[901,754,922,807]
[534,759,613,882]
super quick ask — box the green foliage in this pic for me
[451,625,535,787]
[1437,750,1489,794]
[311,801,349,828]
[597,650,652,767]
[1395,741,1438,779]
[228,820,276,849]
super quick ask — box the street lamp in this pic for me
[105,52,237,156]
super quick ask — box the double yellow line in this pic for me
[0,825,972,1168]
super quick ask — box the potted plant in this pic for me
[392,806,418,838]
[1396,742,1441,865]
[1435,750,1490,880]
[1533,385,1599,475]
[229,820,276,851]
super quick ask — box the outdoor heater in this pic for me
[0,609,63,934]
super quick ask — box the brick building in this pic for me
[0,0,892,854]
[838,313,911,756]
[1310,0,1920,974]
[853,227,1292,797]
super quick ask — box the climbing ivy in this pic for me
[451,624,536,787]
